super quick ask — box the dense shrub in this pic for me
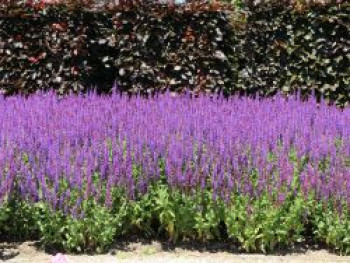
[0,3,236,96]
[0,91,349,253]
[0,199,38,240]
[237,2,350,106]
[1,2,349,105]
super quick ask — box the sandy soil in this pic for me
[1,240,350,263]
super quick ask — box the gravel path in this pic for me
[1,241,350,263]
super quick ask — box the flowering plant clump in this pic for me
[0,90,349,253]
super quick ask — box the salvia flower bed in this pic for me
[0,91,349,254]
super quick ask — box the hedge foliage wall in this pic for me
[0,4,236,96]
[0,2,349,105]
[238,2,350,106]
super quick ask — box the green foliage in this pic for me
[123,184,224,242]
[35,199,119,253]
[313,202,350,255]
[0,200,38,240]
[152,186,223,242]
[225,194,305,252]
[126,189,158,237]
[0,184,350,254]
[220,0,245,9]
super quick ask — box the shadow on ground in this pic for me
[2,234,334,258]
[108,235,332,256]
[0,243,20,261]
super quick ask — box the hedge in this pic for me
[237,2,350,106]
[0,4,236,95]
[0,2,349,105]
